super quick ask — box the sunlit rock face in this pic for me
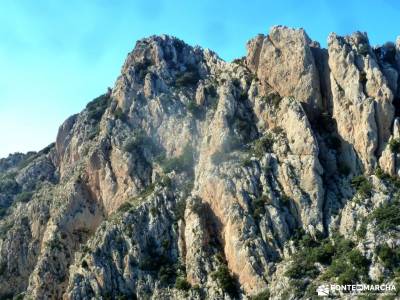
[1,27,400,299]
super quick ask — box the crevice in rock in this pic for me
[373,101,381,159]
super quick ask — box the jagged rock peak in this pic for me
[2,26,400,300]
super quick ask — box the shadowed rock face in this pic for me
[1,26,400,299]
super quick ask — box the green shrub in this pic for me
[351,175,372,198]
[159,175,172,188]
[46,238,63,251]
[271,126,285,135]
[139,252,171,272]
[285,259,319,279]
[139,183,155,198]
[86,94,111,121]
[212,265,238,297]
[287,234,369,286]
[337,267,359,285]
[13,293,25,300]
[356,221,367,239]
[123,133,156,154]
[175,277,191,291]
[17,154,38,170]
[323,259,347,278]
[175,68,200,87]
[15,191,33,203]
[376,244,400,270]
[232,57,245,66]
[358,44,369,56]
[389,138,400,153]
[370,201,400,233]
[250,289,270,300]
[374,167,394,182]
[234,117,252,138]
[311,241,335,264]
[186,101,203,119]
[0,177,19,194]
[348,249,369,271]
[252,195,269,220]
[321,238,369,284]
[113,107,126,121]
[334,236,355,256]
[118,202,133,213]
[261,93,281,107]
[133,59,152,81]
[87,124,100,140]
[241,157,253,167]
[250,134,273,158]
[124,138,139,153]
[161,145,194,174]
[159,264,176,285]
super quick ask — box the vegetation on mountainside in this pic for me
[351,175,373,198]
[160,144,195,174]
[286,232,370,297]
[86,94,111,121]
[389,138,400,153]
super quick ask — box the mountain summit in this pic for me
[1,26,400,299]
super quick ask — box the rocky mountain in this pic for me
[1,25,400,299]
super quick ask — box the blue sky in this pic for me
[1,0,400,158]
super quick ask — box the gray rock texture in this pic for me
[1,26,400,299]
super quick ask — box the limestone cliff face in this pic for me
[1,26,400,300]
